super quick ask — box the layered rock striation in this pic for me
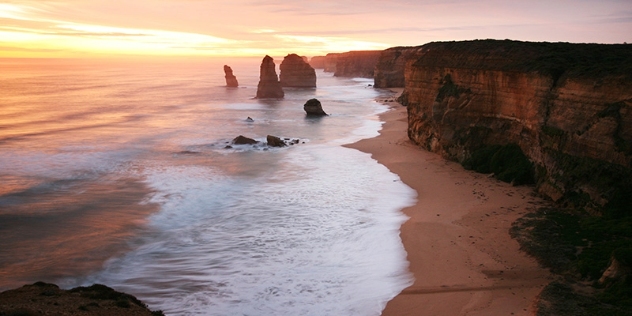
[395,40,632,209]
[223,65,238,87]
[256,55,284,99]
[333,50,382,78]
[279,54,317,87]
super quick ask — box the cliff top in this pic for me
[412,39,632,80]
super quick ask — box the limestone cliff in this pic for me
[333,50,382,78]
[279,53,317,88]
[323,53,339,73]
[256,55,284,99]
[309,56,327,69]
[397,40,632,209]
[374,46,422,88]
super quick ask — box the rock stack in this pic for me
[279,54,317,88]
[223,65,238,87]
[255,55,284,99]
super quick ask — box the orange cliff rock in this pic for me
[375,40,632,208]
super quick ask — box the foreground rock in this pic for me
[223,65,238,87]
[279,54,316,87]
[0,282,163,316]
[255,55,284,99]
[303,98,327,116]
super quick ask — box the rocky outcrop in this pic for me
[334,50,382,78]
[303,98,327,116]
[0,282,163,315]
[398,40,632,209]
[279,54,317,87]
[309,56,327,69]
[256,55,284,99]
[224,65,238,87]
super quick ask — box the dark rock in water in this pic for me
[0,282,163,316]
[280,53,317,88]
[303,98,328,116]
[224,65,239,87]
[233,135,258,145]
[256,55,284,99]
[267,135,287,147]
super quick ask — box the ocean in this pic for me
[0,57,415,315]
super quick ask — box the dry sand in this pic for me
[345,98,552,316]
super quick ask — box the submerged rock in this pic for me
[280,54,316,88]
[224,65,239,87]
[303,98,328,116]
[256,55,284,99]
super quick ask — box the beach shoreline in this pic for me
[345,94,551,315]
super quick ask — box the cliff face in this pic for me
[256,55,284,99]
[333,50,382,78]
[279,54,316,87]
[374,46,423,88]
[309,56,327,69]
[398,40,632,208]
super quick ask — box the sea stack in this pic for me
[255,55,284,99]
[280,54,317,88]
[224,65,238,87]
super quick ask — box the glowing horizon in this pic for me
[1,0,631,58]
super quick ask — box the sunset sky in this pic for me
[1,0,631,58]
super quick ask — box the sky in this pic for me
[1,0,631,58]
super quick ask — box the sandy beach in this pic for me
[345,99,552,316]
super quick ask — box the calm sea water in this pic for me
[0,57,415,315]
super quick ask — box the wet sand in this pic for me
[345,98,551,316]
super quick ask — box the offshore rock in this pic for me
[334,50,382,78]
[256,55,284,99]
[266,135,287,147]
[224,65,238,87]
[280,54,317,87]
[233,135,258,145]
[303,98,327,116]
[397,39,632,208]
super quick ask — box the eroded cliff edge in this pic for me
[388,40,632,211]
